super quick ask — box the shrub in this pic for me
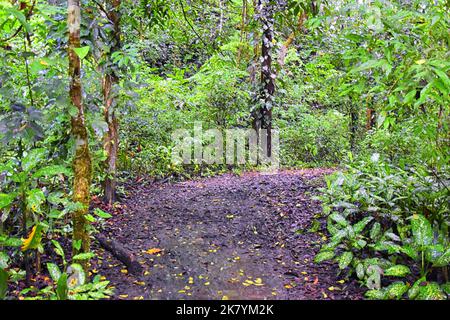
[315,155,449,300]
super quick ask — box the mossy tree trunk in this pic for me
[68,0,92,265]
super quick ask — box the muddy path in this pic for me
[94,169,363,300]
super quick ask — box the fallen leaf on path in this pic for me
[144,248,162,255]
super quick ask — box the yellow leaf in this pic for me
[188,277,194,284]
[222,295,229,300]
[204,282,210,286]
[284,284,293,289]
[120,269,128,274]
[21,225,37,251]
[21,225,43,252]
[119,294,128,299]
[144,248,162,255]
[415,59,426,65]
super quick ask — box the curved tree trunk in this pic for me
[68,0,92,266]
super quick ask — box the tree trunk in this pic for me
[236,0,248,65]
[102,74,119,205]
[96,234,143,275]
[253,0,275,158]
[102,0,121,205]
[68,0,92,265]
[277,12,307,68]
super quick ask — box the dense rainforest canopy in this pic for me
[0,0,449,301]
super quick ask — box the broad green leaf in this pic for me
[84,214,95,222]
[72,252,95,261]
[72,239,82,251]
[433,248,450,267]
[47,263,61,282]
[73,46,90,60]
[370,222,381,240]
[94,208,112,219]
[32,165,71,178]
[338,251,353,270]
[353,217,373,233]
[5,8,32,33]
[0,268,7,299]
[365,289,386,300]
[329,213,348,227]
[400,245,419,260]
[26,189,46,213]
[56,273,68,300]
[425,244,445,264]
[0,236,22,247]
[21,148,46,172]
[384,265,410,277]
[0,193,15,210]
[314,250,335,263]
[47,192,66,206]
[416,282,446,300]
[408,277,425,299]
[411,214,433,248]
[385,281,409,299]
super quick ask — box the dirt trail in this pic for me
[94,169,363,300]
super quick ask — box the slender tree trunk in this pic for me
[350,104,359,151]
[102,75,119,205]
[102,0,121,205]
[366,108,375,130]
[253,0,275,158]
[68,0,92,265]
[237,0,248,65]
[277,12,307,68]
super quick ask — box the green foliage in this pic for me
[316,157,449,300]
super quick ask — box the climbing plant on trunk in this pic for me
[68,0,92,264]
[253,0,276,158]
